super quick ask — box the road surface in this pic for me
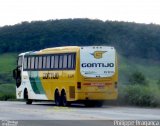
[0,101,160,126]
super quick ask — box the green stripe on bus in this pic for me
[29,71,45,94]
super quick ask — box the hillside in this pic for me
[0,19,160,61]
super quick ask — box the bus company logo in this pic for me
[18,91,22,97]
[90,51,106,59]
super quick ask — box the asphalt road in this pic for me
[0,101,160,126]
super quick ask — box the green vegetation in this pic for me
[128,71,147,85]
[118,83,160,107]
[0,84,16,100]
[0,53,17,84]
[118,56,160,107]
[0,19,160,61]
[0,54,17,100]
[0,19,159,107]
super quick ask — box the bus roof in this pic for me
[18,46,115,56]
[40,46,80,52]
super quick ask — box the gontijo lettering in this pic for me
[81,63,114,67]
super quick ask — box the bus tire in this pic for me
[95,101,104,107]
[84,101,96,107]
[54,90,61,106]
[24,89,32,105]
[60,90,69,107]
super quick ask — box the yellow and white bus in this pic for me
[13,46,118,107]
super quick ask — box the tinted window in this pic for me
[28,57,31,69]
[54,55,59,68]
[59,55,63,69]
[51,56,55,69]
[38,56,42,69]
[63,55,68,69]
[31,57,35,69]
[18,56,22,66]
[23,57,27,69]
[46,56,51,69]
[35,57,38,69]
[68,54,72,68]
[42,56,46,69]
[22,53,76,70]
[71,54,76,68]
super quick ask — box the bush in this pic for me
[125,85,151,106]
[118,84,160,107]
[0,93,16,101]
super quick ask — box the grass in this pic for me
[0,53,17,100]
[0,84,16,100]
[0,53,17,72]
[118,55,160,84]
[0,53,17,84]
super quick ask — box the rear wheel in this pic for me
[95,101,104,107]
[60,91,67,106]
[24,89,32,105]
[84,101,104,107]
[84,101,96,107]
[54,90,61,106]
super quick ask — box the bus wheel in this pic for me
[24,89,32,105]
[54,90,60,106]
[95,101,104,107]
[84,101,96,107]
[61,90,69,107]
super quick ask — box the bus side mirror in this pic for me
[13,69,17,79]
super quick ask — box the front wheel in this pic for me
[24,90,32,105]
[26,99,32,104]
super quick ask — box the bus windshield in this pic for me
[80,46,116,78]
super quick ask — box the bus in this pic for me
[13,46,118,107]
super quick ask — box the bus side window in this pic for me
[28,57,31,69]
[67,53,76,69]
[63,54,68,69]
[72,53,76,69]
[46,56,51,69]
[18,56,22,67]
[54,55,59,69]
[38,56,42,69]
[59,55,63,69]
[42,56,46,69]
[68,54,72,69]
[31,57,35,70]
[23,57,27,69]
[51,55,55,69]
[35,57,38,70]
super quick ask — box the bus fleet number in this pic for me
[43,73,59,79]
